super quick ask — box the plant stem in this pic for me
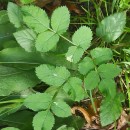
[89,90,97,114]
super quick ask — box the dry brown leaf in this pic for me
[71,106,92,125]
[117,110,129,130]
[65,2,83,15]
[35,0,53,7]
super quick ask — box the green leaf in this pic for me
[0,102,22,118]
[36,64,70,86]
[96,12,126,43]
[40,52,77,70]
[22,5,49,33]
[51,101,71,117]
[0,110,34,129]
[35,31,59,52]
[72,26,92,50]
[100,95,122,126]
[98,64,121,79]
[7,2,23,28]
[63,77,85,101]
[0,10,9,24]
[24,93,52,111]
[90,48,113,65]
[0,47,77,70]
[45,86,70,102]
[1,127,20,130]
[0,47,43,69]
[66,26,92,63]
[84,71,100,90]
[0,22,15,43]
[20,0,35,4]
[57,125,75,130]
[66,46,84,63]
[78,57,95,75]
[98,79,116,98]
[33,110,55,130]
[2,40,18,49]
[51,6,70,34]
[0,66,39,96]
[14,29,36,52]
[123,48,130,54]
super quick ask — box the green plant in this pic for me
[0,1,128,130]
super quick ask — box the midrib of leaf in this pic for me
[0,61,40,64]
[0,118,24,125]
[0,103,22,118]
[0,72,22,77]
[55,12,68,32]
[41,110,51,129]
[53,102,66,113]
[22,29,35,40]
[25,12,73,45]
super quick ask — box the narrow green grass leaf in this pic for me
[20,0,35,4]
[33,110,55,130]
[1,127,20,130]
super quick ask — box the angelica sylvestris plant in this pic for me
[0,2,125,130]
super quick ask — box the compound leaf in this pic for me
[100,95,122,126]
[14,29,36,52]
[96,12,126,43]
[78,57,95,75]
[24,93,52,111]
[84,71,100,90]
[36,64,70,86]
[66,46,84,63]
[33,110,55,130]
[72,26,92,50]
[22,5,49,33]
[51,6,70,34]
[63,77,85,101]
[7,2,22,28]
[35,31,59,52]
[51,101,71,117]
[98,79,116,98]
[90,48,113,65]
[98,64,121,79]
